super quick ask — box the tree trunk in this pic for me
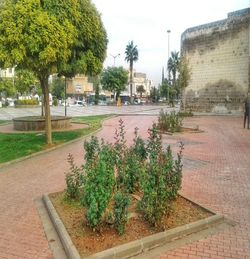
[40,76,52,145]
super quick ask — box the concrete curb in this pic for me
[43,194,228,259]
[0,116,115,170]
[43,195,81,259]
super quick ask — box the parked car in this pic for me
[74,100,86,106]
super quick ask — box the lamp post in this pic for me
[64,77,67,116]
[167,29,171,103]
[167,30,171,62]
[110,53,120,66]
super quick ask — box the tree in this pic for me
[168,51,180,87]
[125,41,138,100]
[0,0,107,145]
[136,85,145,99]
[47,0,107,116]
[90,75,100,105]
[0,78,15,102]
[178,55,191,110]
[51,76,65,100]
[15,69,37,97]
[160,79,169,99]
[150,87,160,103]
[54,0,108,79]
[101,67,128,100]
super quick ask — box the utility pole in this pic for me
[64,77,67,116]
[110,53,120,66]
[167,29,171,103]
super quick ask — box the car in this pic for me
[73,100,86,106]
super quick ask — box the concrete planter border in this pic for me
[15,105,40,108]
[13,116,72,131]
[43,194,226,259]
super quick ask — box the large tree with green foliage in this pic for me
[101,67,128,100]
[51,76,65,100]
[50,0,108,78]
[125,41,138,100]
[15,69,37,97]
[0,78,15,101]
[0,0,107,144]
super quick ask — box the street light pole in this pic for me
[167,29,171,103]
[167,30,171,62]
[110,53,120,66]
[64,77,67,116]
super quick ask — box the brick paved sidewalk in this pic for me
[0,115,249,259]
[158,116,250,259]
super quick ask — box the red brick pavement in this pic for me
[158,116,250,259]
[0,116,250,259]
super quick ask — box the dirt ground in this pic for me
[49,191,212,257]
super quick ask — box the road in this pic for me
[0,104,178,120]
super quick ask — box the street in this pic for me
[0,104,179,120]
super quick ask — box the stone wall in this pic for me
[181,8,250,113]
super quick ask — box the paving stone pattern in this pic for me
[158,116,250,259]
[0,115,250,259]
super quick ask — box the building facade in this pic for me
[0,67,15,78]
[66,74,94,98]
[121,71,153,98]
[181,8,250,113]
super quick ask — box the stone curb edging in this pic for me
[0,116,115,170]
[43,195,81,259]
[43,194,227,259]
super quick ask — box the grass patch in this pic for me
[0,115,112,164]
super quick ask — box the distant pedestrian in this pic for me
[244,92,250,129]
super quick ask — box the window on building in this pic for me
[75,85,82,93]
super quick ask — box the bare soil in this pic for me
[49,191,212,257]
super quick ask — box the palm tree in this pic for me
[125,41,139,101]
[167,51,180,86]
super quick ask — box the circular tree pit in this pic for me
[13,116,72,131]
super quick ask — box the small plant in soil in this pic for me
[158,109,183,133]
[65,153,84,200]
[65,119,184,235]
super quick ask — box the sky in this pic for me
[92,0,249,86]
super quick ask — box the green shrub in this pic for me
[139,124,184,226]
[164,144,184,201]
[132,127,147,161]
[82,144,115,230]
[53,98,58,106]
[84,136,100,164]
[119,148,143,194]
[178,110,193,117]
[65,119,184,233]
[158,110,183,133]
[114,121,144,193]
[65,154,84,200]
[114,191,130,235]
[15,99,39,105]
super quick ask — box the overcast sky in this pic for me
[92,0,249,85]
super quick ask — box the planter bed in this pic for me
[15,105,40,108]
[43,191,224,259]
[13,116,72,131]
